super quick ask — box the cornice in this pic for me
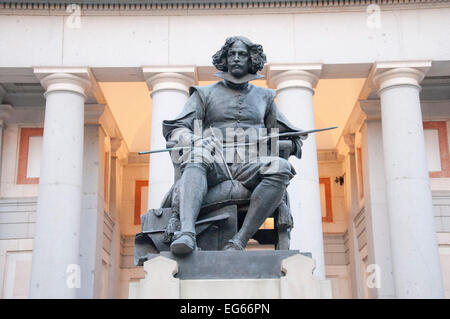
[127,152,149,166]
[1,0,449,15]
[317,149,342,162]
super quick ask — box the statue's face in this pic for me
[226,40,250,78]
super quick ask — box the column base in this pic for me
[129,251,332,299]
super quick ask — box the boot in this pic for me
[170,231,197,255]
[170,165,208,255]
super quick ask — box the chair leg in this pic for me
[276,230,290,250]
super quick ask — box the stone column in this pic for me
[373,62,444,298]
[142,66,197,209]
[108,137,127,298]
[268,64,325,279]
[343,134,365,299]
[30,68,91,298]
[360,101,396,298]
[79,106,105,299]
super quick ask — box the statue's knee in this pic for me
[268,157,292,174]
[181,148,214,172]
[182,162,209,175]
[259,157,294,184]
[275,158,292,174]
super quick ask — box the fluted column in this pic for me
[268,64,325,279]
[373,62,444,298]
[30,68,91,298]
[143,66,197,209]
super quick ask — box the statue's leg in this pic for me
[170,164,208,255]
[225,179,285,249]
[224,157,295,250]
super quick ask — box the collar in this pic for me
[213,71,264,84]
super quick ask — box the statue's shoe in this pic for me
[222,238,245,251]
[170,232,196,255]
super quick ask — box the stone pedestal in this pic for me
[129,251,332,299]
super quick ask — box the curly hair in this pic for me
[212,36,266,74]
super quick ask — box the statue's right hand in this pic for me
[177,133,196,147]
[177,135,221,166]
[194,136,221,165]
[196,136,221,155]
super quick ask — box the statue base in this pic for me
[129,250,332,299]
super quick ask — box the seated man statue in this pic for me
[162,36,305,255]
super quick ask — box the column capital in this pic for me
[267,63,322,92]
[343,133,356,154]
[372,61,431,94]
[84,104,106,125]
[0,104,13,127]
[110,137,122,154]
[110,137,128,164]
[359,99,381,121]
[0,84,6,103]
[34,67,92,99]
[142,66,197,96]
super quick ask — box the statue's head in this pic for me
[212,36,266,78]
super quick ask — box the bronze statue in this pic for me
[134,36,309,262]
